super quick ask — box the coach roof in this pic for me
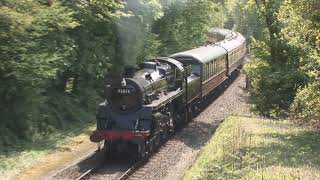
[219,32,246,52]
[170,45,227,64]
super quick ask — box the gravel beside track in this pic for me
[50,150,105,180]
[126,73,251,180]
[84,158,132,180]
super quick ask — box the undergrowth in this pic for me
[0,90,98,179]
[0,118,95,179]
[184,116,320,179]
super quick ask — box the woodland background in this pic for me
[0,0,319,149]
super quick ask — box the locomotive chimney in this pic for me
[124,66,136,78]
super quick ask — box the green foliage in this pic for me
[224,0,267,40]
[245,59,305,117]
[276,0,320,127]
[230,0,320,122]
[244,37,306,117]
[155,0,226,55]
[291,82,320,128]
[0,0,124,147]
[0,0,79,144]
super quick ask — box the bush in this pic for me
[244,59,306,117]
[290,81,320,128]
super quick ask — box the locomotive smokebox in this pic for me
[106,78,146,113]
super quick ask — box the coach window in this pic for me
[210,62,212,77]
[203,64,205,80]
[204,64,206,80]
[206,63,209,80]
[216,59,219,72]
[217,59,219,72]
[212,61,214,76]
[213,60,216,75]
[220,58,223,71]
[191,64,201,76]
[208,62,210,78]
[211,61,214,76]
[208,62,211,78]
[207,62,210,79]
[215,60,217,74]
[208,62,211,77]
[209,63,211,78]
[204,64,207,80]
[222,58,224,71]
[206,63,208,80]
[222,57,225,70]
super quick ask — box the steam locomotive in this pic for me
[90,29,246,158]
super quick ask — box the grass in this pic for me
[184,116,320,180]
[0,121,95,180]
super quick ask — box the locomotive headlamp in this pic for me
[90,131,103,142]
[121,78,127,87]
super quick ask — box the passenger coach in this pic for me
[170,28,246,103]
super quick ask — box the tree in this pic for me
[253,0,285,63]
[0,0,78,143]
[278,0,320,127]
[224,0,266,41]
[155,0,226,55]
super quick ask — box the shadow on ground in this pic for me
[0,121,94,161]
[252,130,320,169]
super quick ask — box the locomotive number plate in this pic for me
[117,88,132,94]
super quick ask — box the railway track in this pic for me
[72,151,146,180]
[76,164,100,180]
[52,129,175,180]
[64,143,170,180]
[116,157,146,180]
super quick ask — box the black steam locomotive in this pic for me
[90,29,246,158]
